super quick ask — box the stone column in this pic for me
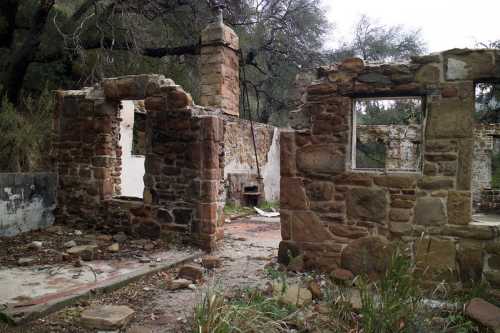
[199,20,240,116]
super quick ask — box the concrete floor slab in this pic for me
[0,248,201,324]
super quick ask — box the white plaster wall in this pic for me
[120,101,145,198]
[262,128,280,202]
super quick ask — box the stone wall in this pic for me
[223,118,280,203]
[472,123,500,209]
[280,50,500,289]
[0,173,56,236]
[53,75,225,250]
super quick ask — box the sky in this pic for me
[322,0,499,52]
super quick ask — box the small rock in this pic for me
[18,257,36,266]
[113,232,128,243]
[167,279,191,290]
[144,243,155,251]
[108,243,120,252]
[74,230,83,236]
[201,255,222,269]
[139,258,151,263]
[29,241,43,250]
[80,305,134,330]
[307,280,323,300]
[67,245,98,261]
[349,289,362,311]
[188,284,197,290]
[273,282,312,307]
[331,268,355,283]
[465,298,500,331]
[178,265,203,282]
[64,240,77,248]
[97,235,113,242]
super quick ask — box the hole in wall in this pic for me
[352,97,423,172]
[118,100,145,199]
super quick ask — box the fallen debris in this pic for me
[201,255,222,269]
[465,298,500,331]
[254,207,280,217]
[80,305,135,330]
[178,265,203,282]
[167,279,192,290]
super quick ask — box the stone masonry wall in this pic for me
[280,50,500,289]
[53,75,224,250]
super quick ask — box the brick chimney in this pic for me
[199,17,240,116]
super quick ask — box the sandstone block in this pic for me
[281,177,309,209]
[340,58,365,72]
[415,237,456,281]
[414,197,447,226]
[341,236,392,279]
[457,240,483,285]
[447,191,471,225]
[418,176,454,190]
[81,305,135,330]
[178,265,203,282]
[373,175,416,189]
[389,208,411,222]
[296,144,345,174]
[290,211,334,242]
[465,298,500,332]
[347,187,388,222]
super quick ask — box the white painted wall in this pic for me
[262,128,280,202]
[120,101,145,198]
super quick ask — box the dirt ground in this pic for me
[1,216,281,333]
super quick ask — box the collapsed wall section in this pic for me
[53,75,224,250]
[281,50,500,289]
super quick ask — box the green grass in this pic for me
[192,287,294,333]
[223,201,279,216]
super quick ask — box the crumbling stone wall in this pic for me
[281,50,500,289]
[53,75,225,250]
[224,119,280,203]
[356,124,421,170]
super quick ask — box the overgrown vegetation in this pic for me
[0,87,53,172]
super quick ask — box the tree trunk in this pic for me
[0,0,19,48]
[4,0,55,106]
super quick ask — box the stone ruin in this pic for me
[280,50,500,288]
[52,16,500,290]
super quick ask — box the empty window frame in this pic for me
[475,83,500,124]
[352,97,423,172]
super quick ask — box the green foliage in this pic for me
[356,99,422,126]
[192,287,292,333]
[358,247,423,333]
[0,87,54,172]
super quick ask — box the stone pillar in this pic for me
[200,21,240,116]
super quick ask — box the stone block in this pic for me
[489,255,500,270]
[426,97,474,139]
[305,181,335,201]
[457,240,483,285]
[418,176,454,190]
[328,224,369,239]
[442,224,496,240]
[334,173,373,187]
[290,211,334,242]
[445,51,495,80]
[81,305,135,330]
[447,191,471,225]
[347,187,388,222]
[414,197,447,226]
[415,237,457,281]
[281,177,309,209]
[389,221,413,235]
[373,175,416,189]
[415,64,440,83]
[296,144,345,174]
[389,208,411,222]
[340,58,365,72]
[464,298,500,332]
[173,208,193,225]
[341,236,392,279]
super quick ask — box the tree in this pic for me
[329,15,426,62]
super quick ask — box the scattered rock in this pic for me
[188,284,197,290]
[17,257,36,266]
[74,230,83,236]
[349,289,362,311]
[273,283,312,307]
[201,255,222,269]
[167,279,192,290]
[144,243,155,251]
[307,280,322,300]
[80,305,135,330]
[29,241,43,250]
[178,265,203,282]
[67,245,98,261]
[113,232,128,243]
[139,258,151,263]
[331,268,355,283]
[108,243,120,252]
[465,298,500,331]
[64,240,77,248]
[97,235,113,242]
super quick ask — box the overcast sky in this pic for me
[322,0,499,52]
